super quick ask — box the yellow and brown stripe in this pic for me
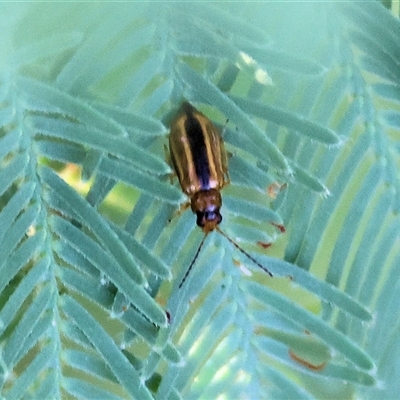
[169,102,228,197]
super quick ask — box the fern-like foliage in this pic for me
[0,2,399,399]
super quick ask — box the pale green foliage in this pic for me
[0,2,399,399]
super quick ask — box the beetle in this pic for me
[169,102,273,288]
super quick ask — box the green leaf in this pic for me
[52,215,165,326]
[4,344,55,399]
[0,257,50,337]
[244,280,373,370]
[30,115,169,175]
[63,377,125,400]
[1,285,52,372]
[62,295,154,400]
[0,153,29,198]
[98,157,183,204]
[231,95,341,145]
[1,2,399,399]
[40,166,146,285]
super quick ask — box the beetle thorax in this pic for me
[190,189,222,233]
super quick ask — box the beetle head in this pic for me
[191,189,222,233]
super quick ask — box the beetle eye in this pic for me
[196,211,222,227]
[196,212,206,227]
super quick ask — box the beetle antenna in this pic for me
[216,227,273,277]
[179,234,208,289]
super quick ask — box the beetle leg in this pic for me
[164,143,172,166]
[220,137,230,185]
[164,143,176,184]
[168,201,191,223]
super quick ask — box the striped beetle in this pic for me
[169,102,273,288]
